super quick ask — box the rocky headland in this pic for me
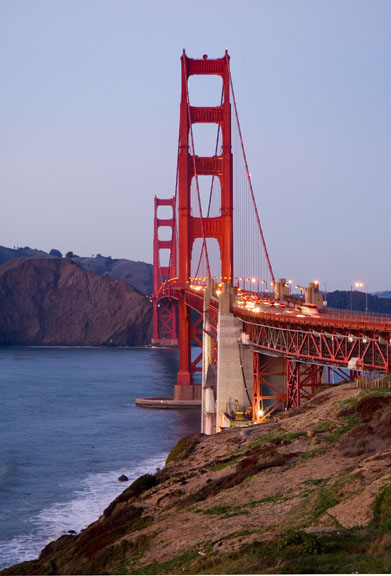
[3,382,391,574]
[0,258,152,346]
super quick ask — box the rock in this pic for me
[118,474,129,482]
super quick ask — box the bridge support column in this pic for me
[201,281,216,434]
[214,284,253,432]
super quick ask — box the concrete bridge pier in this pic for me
[201,280,216,434]
[202,282,253,434]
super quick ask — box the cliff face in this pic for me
[0,258,152,346]
[3,383,391,575]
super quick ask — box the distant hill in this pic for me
[0,245,50,263]
[73,255,153,296]
[0,258,152,346]
[0,246,153,295]
[373,291,391,299]
[326,290,391,314]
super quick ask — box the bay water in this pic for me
[0,347,200,570]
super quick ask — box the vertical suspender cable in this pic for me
[226,54,275,285]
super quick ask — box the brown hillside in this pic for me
[3,382,391,574]
[0,258,152,346]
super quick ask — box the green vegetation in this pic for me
[360,387,391,398]
[303,477,330,487]
[283,481,340,529]
[300,446,327,459]
[190,493,286,518]
[136,550,200,575]
[341,387,391,411]
[373,484,391,530]
[208,457,239,472]
[313,420,335,433]
[322,415,359,443]
[166,434,199,464]
[129,528,391,575]
[248,430,306,450]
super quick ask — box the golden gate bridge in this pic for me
[150,50,391,434]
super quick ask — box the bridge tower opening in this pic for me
[175,50,233,399]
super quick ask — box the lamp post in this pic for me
[351,282,364,312]
[363,284,368,314]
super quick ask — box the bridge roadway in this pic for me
[155,282,391,433]
[180,283,391,373]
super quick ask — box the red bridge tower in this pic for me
[175,50,233,400]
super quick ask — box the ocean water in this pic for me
[0,347,200,570]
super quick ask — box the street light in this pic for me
[351,282,365,312]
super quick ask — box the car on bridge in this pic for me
[299,303,319,316]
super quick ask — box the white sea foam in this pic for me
[0,454,166,570]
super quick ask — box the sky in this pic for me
[1,0,390,292]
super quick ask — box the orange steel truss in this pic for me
[286,360,325,409]
[176,51,233,389]
[252,353,286,422]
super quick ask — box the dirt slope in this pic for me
[3,382,391,575]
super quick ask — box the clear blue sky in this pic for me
[1,0,390,291]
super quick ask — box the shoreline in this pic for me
[4,382,391,574]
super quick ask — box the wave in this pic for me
[0,453,167,570]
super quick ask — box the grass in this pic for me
[313,420,335,433]
[190,493,286,518]
[135,550,200,575]
[341,387,391,411]
[373,484,391,530]
[283,482,339,529]
[248,430,306,450]
[322,415,359,443]
[303,477,330,487]
[132,528,391,575]
[166,434,199,464]
[208,457,239,472]
[360,387,391,398]
[300,446,327,459]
